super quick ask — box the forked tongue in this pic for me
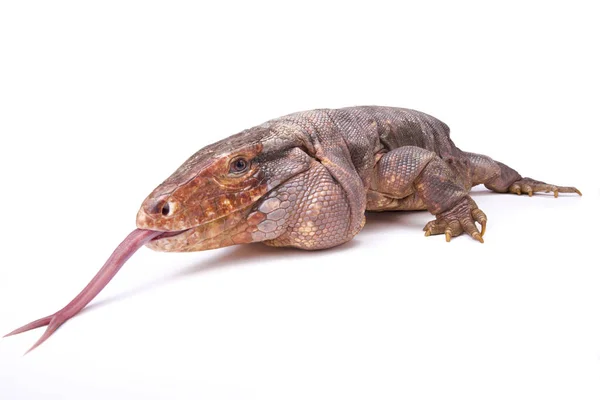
[4,228,174,354]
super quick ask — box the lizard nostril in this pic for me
[146,196,176,217]
[161,202,171,216]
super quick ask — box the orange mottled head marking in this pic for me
[136,124,313,252]
[137,141,266,233]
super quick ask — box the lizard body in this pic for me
[6,106,581,352]
[138,106,580,250]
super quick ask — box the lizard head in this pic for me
[136,125,311,252]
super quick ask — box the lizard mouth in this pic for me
[145,205,253,252]
[151,228,193,241]
[146,227,197,251]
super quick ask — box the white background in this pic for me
[1,1,598,399]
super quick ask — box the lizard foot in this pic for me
[508,178,582,197]
[423,197,486,243]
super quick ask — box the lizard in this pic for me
[4,106,581,353]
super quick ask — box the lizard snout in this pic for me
[136,193,188,232]
[144,196,178,218]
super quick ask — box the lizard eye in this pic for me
[161,201,176,217]
[229,157,249,174]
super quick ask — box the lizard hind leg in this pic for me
[466,152,582,197]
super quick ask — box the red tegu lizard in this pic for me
[5,106,581,352]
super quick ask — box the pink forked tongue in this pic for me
[4,228,175,354]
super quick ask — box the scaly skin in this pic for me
[6,106,582,353]
[137,106,581,249]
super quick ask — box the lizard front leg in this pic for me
[369,146,486,243]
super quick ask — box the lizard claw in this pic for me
[471,208,487,236]
[423,197,486,243]
[526,186,533,197]
[509,178,582,197]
